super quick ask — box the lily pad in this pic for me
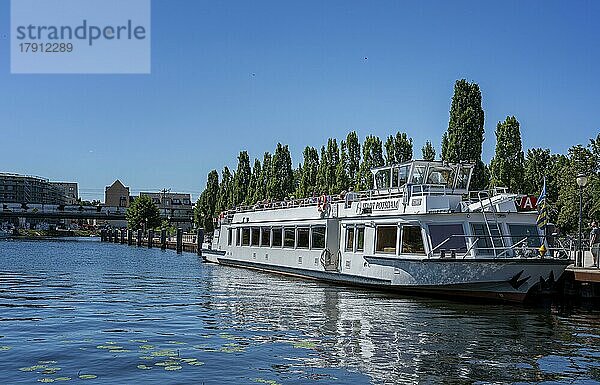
[78,374,97,380]
[164,365,182,371]
[109,349,130,353]
[37,378,55,383]
[130,339,148,343]
[150,349,176,357]
[253,378,281,385]
[0,346,11,351]
[20,365,47,372]
[38,360,58,365]
[137,364,152,370]
[187,361,205,366]
[291,341,317,349]
[54,377,71,382]
[42,367,61,374]
[139,344,154,350]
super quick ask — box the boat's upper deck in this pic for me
[217,161,526,226]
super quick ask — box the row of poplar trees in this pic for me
[195,79,600,235]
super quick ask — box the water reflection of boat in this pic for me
[206,160,571,303]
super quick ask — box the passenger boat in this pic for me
[205,160,572,303]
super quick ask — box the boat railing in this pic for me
[428,234,573,260]
[216,185,513,221]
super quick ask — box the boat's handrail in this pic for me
[428,234,572,260]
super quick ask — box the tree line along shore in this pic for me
[185,79,599,236]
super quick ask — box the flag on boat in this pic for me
[537,177,547,229]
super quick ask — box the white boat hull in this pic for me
[204,249,570,303]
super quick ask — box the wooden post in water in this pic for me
[176,228,183,254]
[148,229,154,248]
[114,230,119,243]
[127,230,133,246]
[161,229,167,250]
[197,228,204,257]
[108,230,113,242]
[120,229,125,244]
[137,229,142,247]
[101,229,106,242]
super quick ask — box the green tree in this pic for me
[245,159,261,205]
[357,135,384,190]
[233,151,251,206]
[316,145,328,194]
[523,148,551,195]
[298,146,319,198]
[216,166,233,212]
[441,79,487,189]
[267,143,294,200]
[335,140,351,192]
[195,170,219,233]
[253,152,271,202]
[422,141,436,161]
[126,195,161,230]
[326,138,340,192]
[346,131,361,189]
[385,132,413,165]
[489,116,524,192]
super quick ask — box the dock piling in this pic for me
[127,230,132,246]
[197,228,203,257]
[120,229,125,244]
[148,229,154,248]
[161,229,166,250]
[176,228,183,254]
[137,229,142,247]
[113,230,119,243]
[101,229,106,242]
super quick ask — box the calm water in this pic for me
[0,239,599,384]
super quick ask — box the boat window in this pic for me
[398,165,409,186]
[470,223,501,254]
[392,168,399,187]
[251,228,260,247]
[411,165,427,184]
[375,169,391,189]
[345,227,355,252]
[260,227,271,247]
[272,227,283,247]
[241,228,250,246]
[284,227,295,248]
[428,224,467,252]
[297,227,309,249]
[227,228,232,246]
[455,167,471,190]
[401,226,425,254]
[236,228,241,246]
[356,227,365,252]
[509,224,542,247]
[311,226,326,249]
[376,225,397,254]
[426,167,455,187]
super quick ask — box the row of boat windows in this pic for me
[226,222,541,255]
[227,226,326,250]
[353,223,541,255]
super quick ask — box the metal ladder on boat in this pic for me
[477,191,505,258]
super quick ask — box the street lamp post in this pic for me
[576,173,588,267]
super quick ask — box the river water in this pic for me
[0,238,599,384]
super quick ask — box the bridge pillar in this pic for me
[197,228,203,257]
[148,229,154,248]
[127,230,133,246]
[161,229,167,250]
[137,229,142,247]
[176,228,183,254]
[120,229,125,244]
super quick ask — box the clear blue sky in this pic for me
[1,0,599,201]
